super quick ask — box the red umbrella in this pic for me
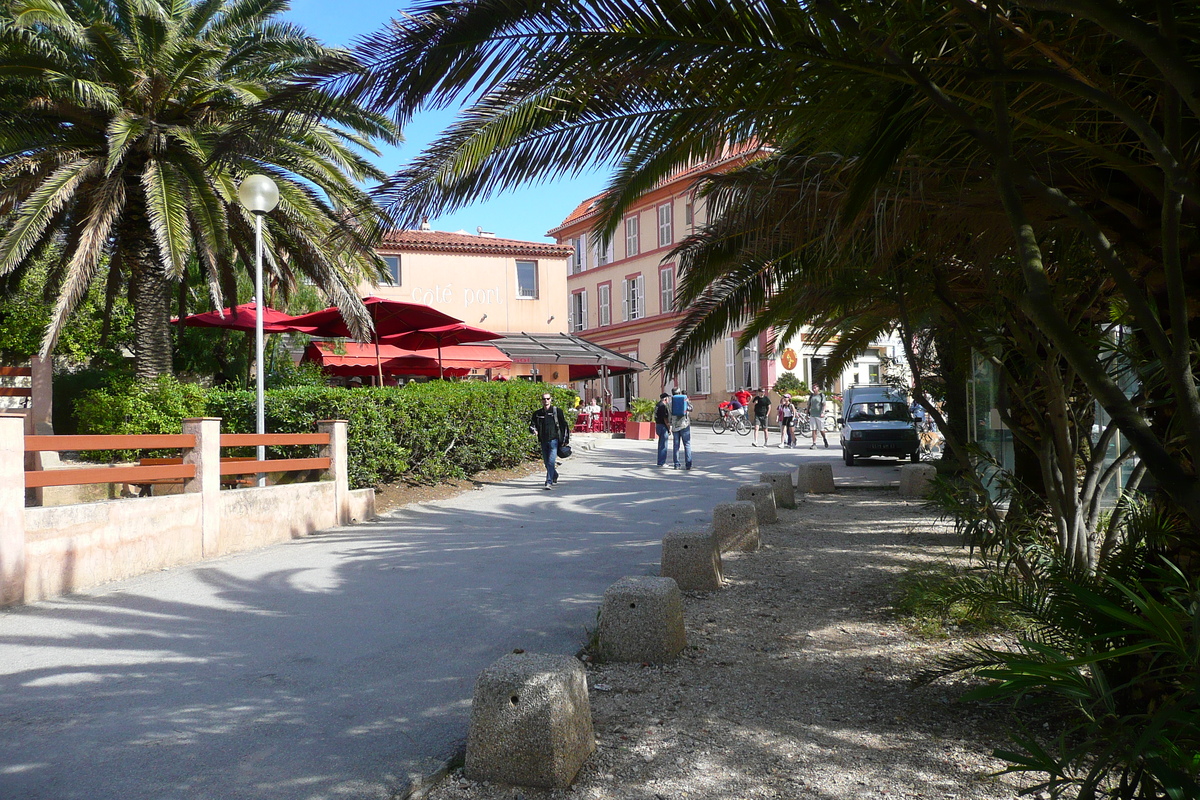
[172,302,314,333]
[380,323,502,379]
[288,297,463,383]
[302,342,454,377]
[286,296,460,338]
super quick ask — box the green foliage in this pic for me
[73,377,568,489]
[893,563,1026,638]
[922,502,1200,799]
[772,372,805,396]
[628,397,656,422]
[0,257,135,365]
[74,375,208,460]
[266,357,327,389]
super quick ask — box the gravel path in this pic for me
[426,489,1029,800]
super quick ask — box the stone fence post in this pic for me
[317,420,349,525]
[0,415,26,606]
[183,418,221,556]
[29,356,53,435]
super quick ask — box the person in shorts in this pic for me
[776,394,796,447]
[751,387,772,447]
[808,385,830,448]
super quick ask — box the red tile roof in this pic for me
[547,142,769,236]
[380,229,572,257]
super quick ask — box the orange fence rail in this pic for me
[22,431,331,489]
[0,366,32,398]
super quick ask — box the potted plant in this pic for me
[624,397,656,440]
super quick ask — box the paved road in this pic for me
[0,428,908,800]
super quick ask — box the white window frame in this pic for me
[742,339,758,388]
[659,266,675,314]
[597,283,611,326]
[657,202,673,248]
[624,215,639,258]
[622,275,644,322]
[688,353,711,395]
[570,237,586,274]
[569,290,587,332]
[725,337,737,392]
[381,255,401,285]
[515,259,538,299]
[595,236,613,266]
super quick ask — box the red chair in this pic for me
[609,411,629,432]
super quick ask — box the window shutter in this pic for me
[725,337,736,390]
[635,276,645,319]
[701,354,711,394]
[580,289,588,330]
[621,279,629,321]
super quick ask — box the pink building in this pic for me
[548,147,769,416]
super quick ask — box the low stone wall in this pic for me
[3,416,375,606]
[217,482,338,556]
[24,494,204,602]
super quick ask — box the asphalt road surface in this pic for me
[0,429,907,800]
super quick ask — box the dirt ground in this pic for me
[399,475,1032,800]
[372,461,545,515]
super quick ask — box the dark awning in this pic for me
[475,333,647,379]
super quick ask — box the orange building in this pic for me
[548,147,768,415]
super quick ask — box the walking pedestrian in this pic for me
[777,394,796,447]
[654,392,671,467]
[751,387,772,447]
[670,388,693,469]
[529,391,569,489]
[808,385,830,448]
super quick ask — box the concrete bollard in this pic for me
[899,463,938,498]
[760,471,797,509]
[597,576,687,663]
[711,501,760,552]
[736,482,778,525]
[798,462,835,493]
[661,529,722,591]
[464,652,595,789]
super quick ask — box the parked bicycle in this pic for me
[712,407,751,435]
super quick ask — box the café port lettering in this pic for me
[407,284,502,309]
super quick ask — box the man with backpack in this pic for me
[670,388,693,470]
[654,392,671,467]
[529,392,570,489]
[808,384,830,449]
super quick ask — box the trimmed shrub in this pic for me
[75,376,575,489]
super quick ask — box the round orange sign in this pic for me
[780,348,798,370]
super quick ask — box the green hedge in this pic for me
[74,377,576,489]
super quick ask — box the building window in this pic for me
[596,236,613,266]
[657,202,673,248]
[684,201,693,228]
[597,283,611,326]
[382,255,400,285]
[570,237,586,274]
[687,354,711,395]
[622,275,644,322]
[569,290,587,332]
[742,339,758,388]
[515,260,538,299]
[624,215,639,258]
[725,337,737,392]
[659,266,675,313]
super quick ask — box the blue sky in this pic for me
[282,0,607,243]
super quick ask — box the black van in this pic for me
[839,386,920,466]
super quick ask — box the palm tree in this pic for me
[339,0,1200,531]
[0,0,398,378]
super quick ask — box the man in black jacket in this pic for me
[654,392,671,467]
[529,392,570,490]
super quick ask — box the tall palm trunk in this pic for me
[130,255,173,380]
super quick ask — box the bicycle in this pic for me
[793,410,814,437]
[711,408,752,435]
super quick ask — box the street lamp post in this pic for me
[237,175,279,487]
